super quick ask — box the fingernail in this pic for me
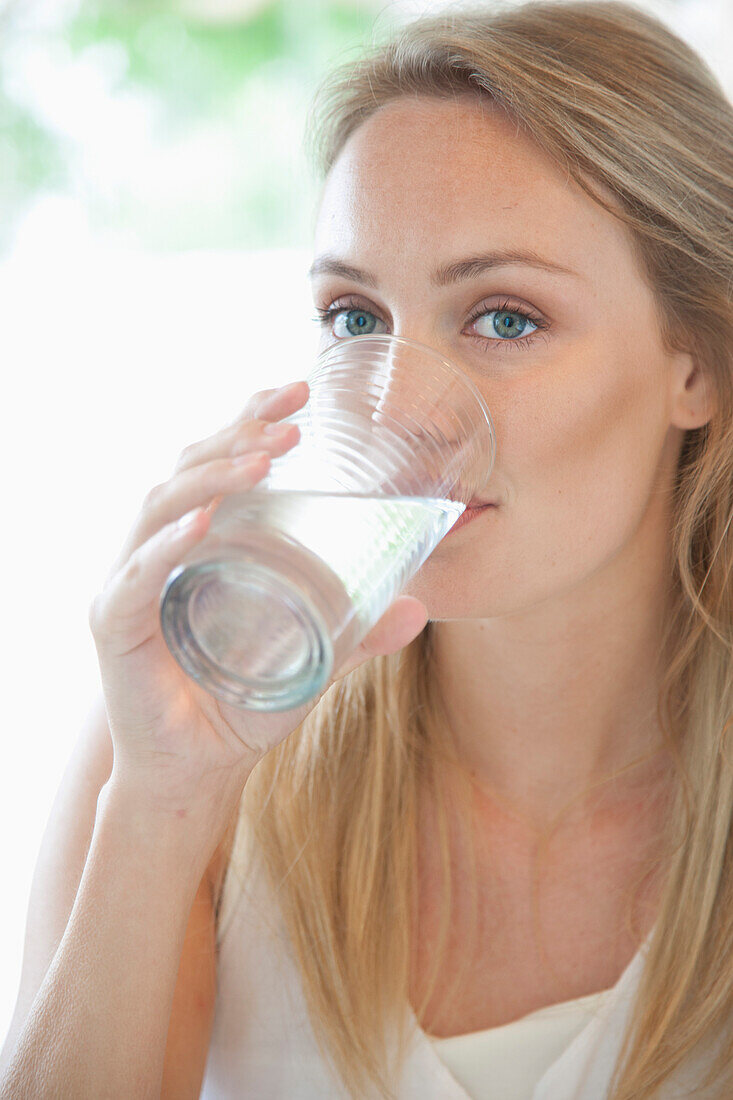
[263,421,291,436]
[280,380,307,398]
[177,507,202,531]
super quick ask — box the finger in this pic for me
[90,506,214,658]
[331,597,429,683]
[105,449,276,583]
[239,379,309,425]
[174,380,309,475]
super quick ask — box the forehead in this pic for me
[314,95,631,282]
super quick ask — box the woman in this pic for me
[2,1,732,1098]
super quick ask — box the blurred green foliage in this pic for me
[0,0,382,254]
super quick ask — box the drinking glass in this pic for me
[159,334,496,711]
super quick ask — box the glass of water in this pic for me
[159,334,496,711]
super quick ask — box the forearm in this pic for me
[0,780,229,1100]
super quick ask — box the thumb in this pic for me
[331,596,429,684]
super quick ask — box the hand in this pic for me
[89,381,429,814]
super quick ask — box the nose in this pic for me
[372,338,449,438]
[368,335,495,503]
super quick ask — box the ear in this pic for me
[669,349,716,430]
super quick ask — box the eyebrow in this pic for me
[308,248,580,287]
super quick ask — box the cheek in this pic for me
[512,344,653,520]
[510,342,667,574]
[410,336,670,617]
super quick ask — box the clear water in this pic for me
[225,489,465,620]
[161,489,466,709]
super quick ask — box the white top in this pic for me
[199,821,723,1099]
[427,987,612,1100]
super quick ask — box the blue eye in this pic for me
[472,308,538,340]
[313,305,388,339]
[312,295,549,351]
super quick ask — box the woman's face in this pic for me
[310,95,703,621]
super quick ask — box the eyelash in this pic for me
[311,295,550,352]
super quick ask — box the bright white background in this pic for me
[0,222,320,1039]
[1,0,731,1054]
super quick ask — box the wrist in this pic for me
[97,765,250,874]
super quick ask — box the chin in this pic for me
[402,571,495,620]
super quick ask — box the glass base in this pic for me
[160,553,336,712]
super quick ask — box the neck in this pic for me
[428,533,675,834]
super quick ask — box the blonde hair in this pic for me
[224,2,733,1096]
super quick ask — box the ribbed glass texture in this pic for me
[160,335,496,712]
